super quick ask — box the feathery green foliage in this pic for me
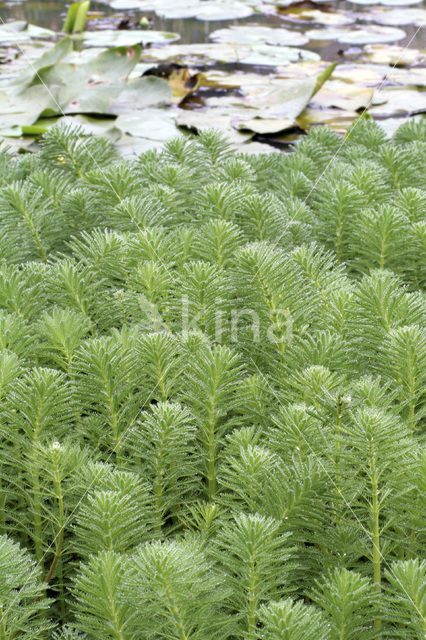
[0,120,424,638]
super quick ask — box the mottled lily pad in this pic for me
[364,7,426,26]
[209,25,309,47]
[108,0,147,8]
[142,42,320,66]
[115,108,179,140]
[350,0,422,5]
[311,79,374,111]
[126,0,255,19]
[36,45,142,114]
[78,29,180,48]
[176,107,254,143]
[368,88,426,115]
[296,106,358,132]
[306,25,406,44]
[0,21,55,44]
[194,2,254,20]
[353,43,426,65]
[0,85,56,131]
[279,7,355,25]
[107,77,172,114]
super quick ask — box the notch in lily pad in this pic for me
[63,1,90,34]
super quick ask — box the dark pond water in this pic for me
[1,0,424,62]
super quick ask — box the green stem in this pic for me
[247,561,257,640]
[32,467,43,569]
[44,461,64,586]
[0,470,5,535]
[206,405,217,500]
[371,456,382,631]
[0,604,7,640]
[160,573,188,640]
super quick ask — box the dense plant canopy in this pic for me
[0,119,425,638]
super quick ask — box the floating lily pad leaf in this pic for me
[115,134,166,156]
[108,0,147,8]
[79,29,180,48]
[107,76,172,114]
[268,0,330,6]
[144,0,201,18]
[0,84,56,130]
[332,63,426,88]
[195,1,254,20]
[243,44,320,65]
[0,21,55,44]
[275,60,329,77]
[350,0,421,5]
[203,69,277,88]
[279,7,355,25]
[176,107,253,143]
[354,43,426,65]
[365,7,426,26]
[369,88,426,115]
[62,83,125,114]
[235,77,318,132]
[307,25,406,44]
[142,42,319,66]
[387,67,426,87]
[115,108,179,140]
[11,37,73,93]
[296,106,358,132]
[311,79,374,111]
[232,140,280,153]
[128,0,256,19]
[332,63,387,85]
[236,116,295,134]
[209,25,308,47]
[36,45,142,114]
[122,0,199,18]
[201,67,333,135]
[18,114,120,139]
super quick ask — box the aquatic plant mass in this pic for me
[0,0,425,152]
[0,118,424,637]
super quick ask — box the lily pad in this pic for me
[107,77,172,114]
[354,44,426,65]
[125,0,255,19]
[36,45,142,114]
[0,84,56,131]
[296,106,358,132]
[306,25,406,44]
[11,37,73,92]
[108,0,146,8]
[350,0,422,5]
[365,7,426,26]
[279,7,355,26]
[311,80,374,111]
[176,107,254,143]
[0,21,55,44]
[142,42,320,66]
[138,0,201,18]
[209,25,309,47]
[78,29,180,48]
[369,88,426,115]
[194,1,254,20]
[115,108,179,140]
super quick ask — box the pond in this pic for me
[0,0,425,153]
[1,0,423,55]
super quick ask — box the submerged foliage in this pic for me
[0,119,425,638]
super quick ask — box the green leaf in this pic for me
[63,1,90,34]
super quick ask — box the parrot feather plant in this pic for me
[0,119,424,638]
